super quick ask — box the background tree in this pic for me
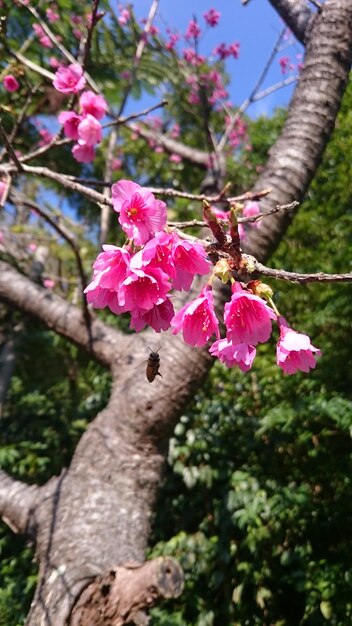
[0,1,351,625]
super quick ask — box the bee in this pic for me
[146,347,162,383]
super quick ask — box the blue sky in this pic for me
[129,0,303,117]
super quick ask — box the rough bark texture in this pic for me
[0,2,352,625]
[268,0,314,44]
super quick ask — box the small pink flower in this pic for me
[3,75,20,92]
[169,153,182,164]
[72,142,95,163]
[276,317,321,374]
[38,128,53,146]
[224,282,276,346]
[49,57,61,69]
[58,111,82,140]
[28,242,37,253]
[210,338,256,372]
[185,19,201,39]
[130,298,175,333]
[43,278,55,289]
[77,114,102,146]
[171,235,211,291]
[243,201,261,230]
[111,157,123,170]
[203,9,221,27]
[171,285,219,347]
[53,64,86,94]
[119,267,171,313]
[118,7,130,26]
[46,8,59,22]
[279,56,292,74]
[111,180,167,246]
[79,90,108,120]
[84,245,130,314]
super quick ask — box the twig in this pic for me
[17,0,100,93]
[0,84,40,163]
[0,174,12,209]
[103,99,168,129]
[217,28,286,153]
[168,201,298,228]
[116,0,160,119]
[0,164,111,207]
[10,191,92,328]
[7,49,55,81]
[80,0,101,70]
[242,255,352,284]
[0,117,24,171]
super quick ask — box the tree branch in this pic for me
[0,470,39,535]
[0,261,124,367]
[268,0,314,44]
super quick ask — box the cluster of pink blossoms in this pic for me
[3,75,20,93]
[53,65,108,163]
[85,180,321,376]
[85,181,211,332]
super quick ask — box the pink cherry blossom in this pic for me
[171,235,211,291]
[3,75,20,92]
[32,24,53,48]
[204,9,221,27]
[38,128,54,147]
[111,180,167,246]
[58,111,82,140]
[46,8,59,22]
[111,157,123,170]
[84,245,130,314]
[132,232,175,278]
[276,317,321,374]
[171,285,219,347]
[72,142,95,163]
[53,64,86,94]
[210,338,256,372]
[169,153,182,164]
[43,278,55,289]
[49,57,61,69]
[224,282,276,346]
[79,91,108,120]
[130,298,175,333]
[119,267,171,313]
[185,19,201,39]
[242,201,261,233]
[77,114,102,146]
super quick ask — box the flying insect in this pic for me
[146,347,162,383]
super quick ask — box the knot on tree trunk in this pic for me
[68,556,184,626]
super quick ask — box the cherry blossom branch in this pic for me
[116,0,160,119]
[0,163,111,207]
[17,0,100,93]
[104,99,168,129]
[217,28,286,153]
[242,255,352,284]
[168,200,298,228]
[149,186,272,203]
[80,0,102,70]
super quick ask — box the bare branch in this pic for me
[0,261,124,367]
[242,255,352,284]
[0,470,39,535]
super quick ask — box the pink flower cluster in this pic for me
[85,181,211,332]
[58,89,108,163]
[85,180,321,376]
[33,23,53,48]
